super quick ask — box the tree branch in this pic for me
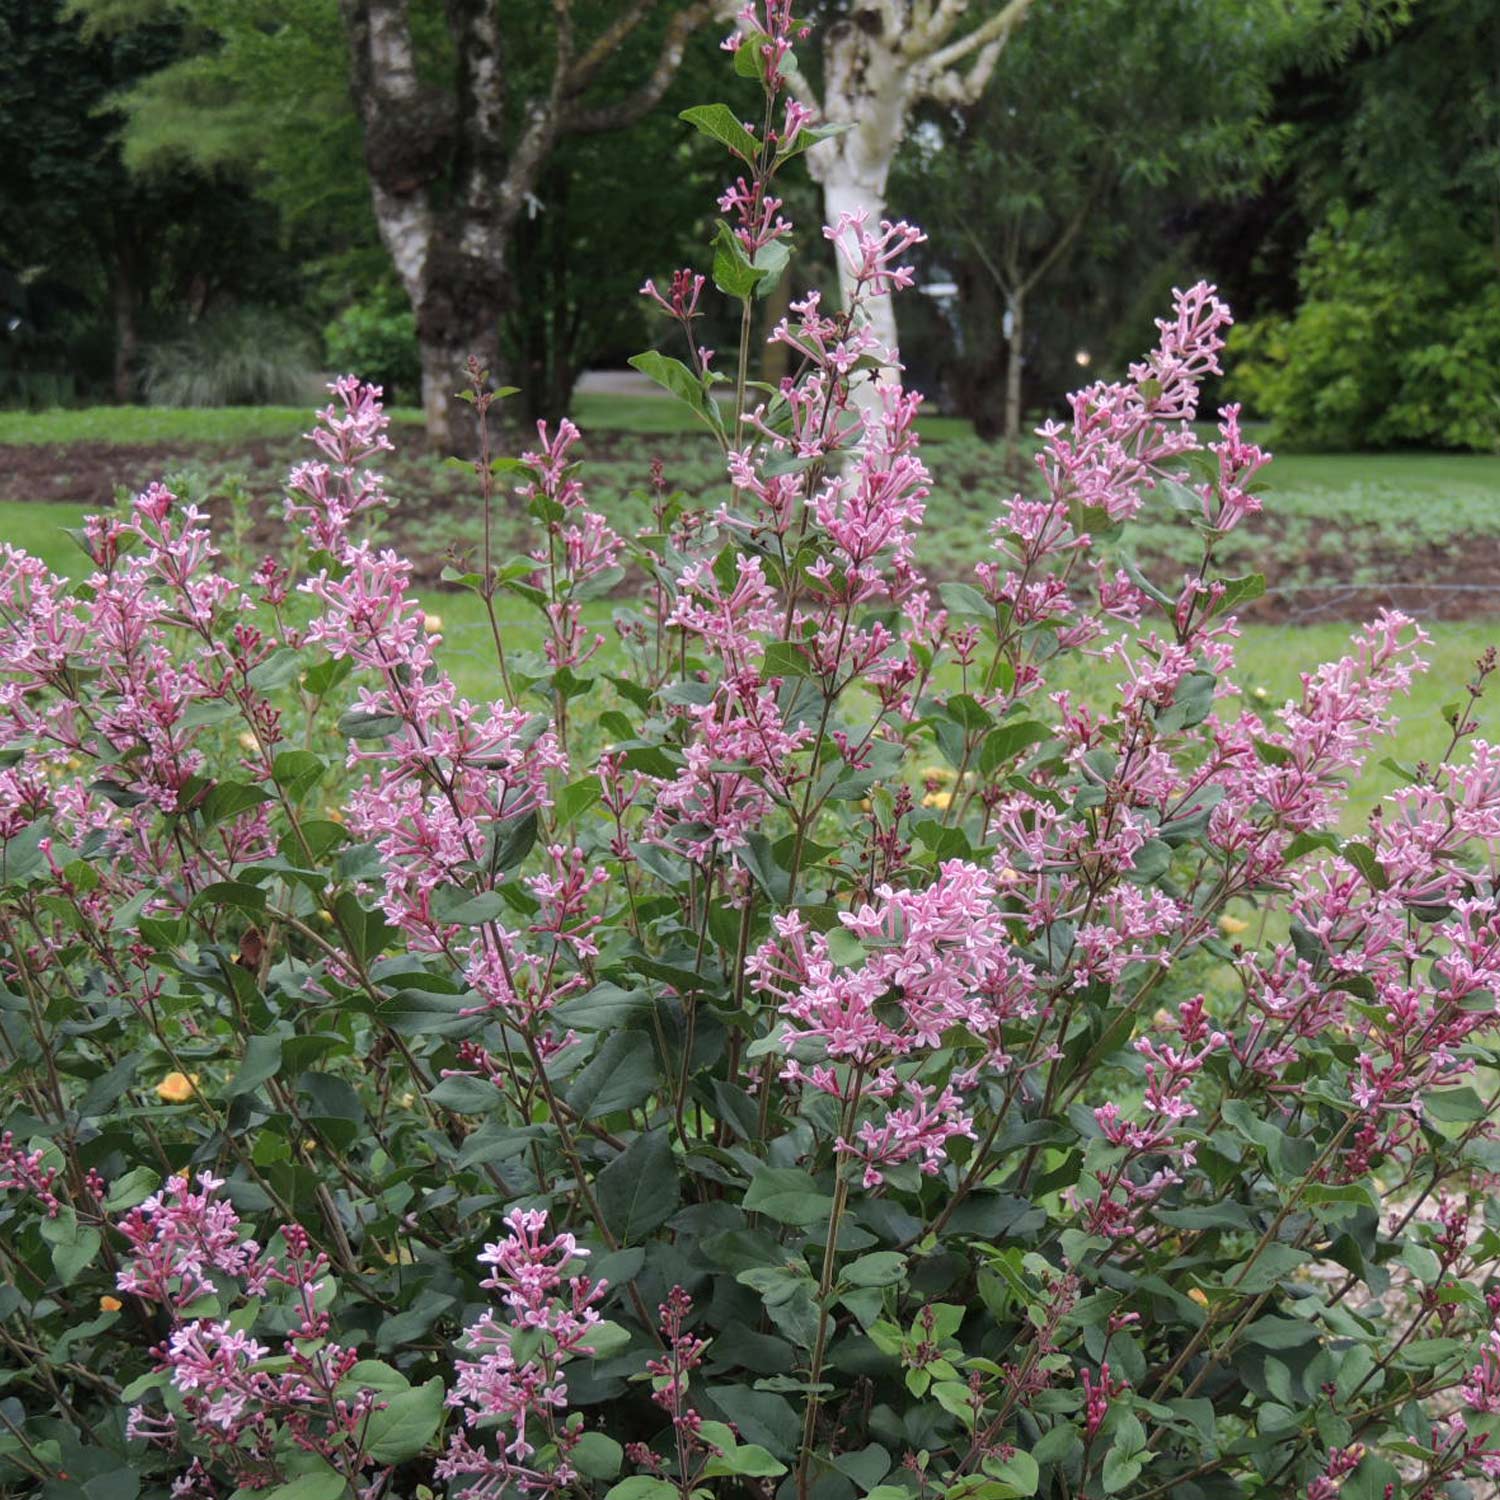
[562,1,713,135]
[566,0,658,97]
[915,0,1038,99]
[1017,178,1103,297]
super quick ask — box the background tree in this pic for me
[1225,0,1500,449]
[336,0,714,448]
[61,0,729,429]
[0,0,291,404]
[895,0,1291,439]
[773,0,1039,365]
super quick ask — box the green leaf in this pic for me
[938,580,992,619]
[1209,572,1266,619]
[338,707,403,740]
[679,102,759,161]
[979,721,1050,775]
[226,1034,283,1098]
[713,219,769,299]
[1425,1085,1487,1122]
[1341,841,1388,891]
[844,1252,907,1287]
[744,1165,832,1226]
[200,781,273,828]
[1031,1423,1079,1466]
[103,1166,160,1212]
[1230,1241,1310,1294]
[604,1479,680,1500]
[628,351,723,439]
[703,1442,787,1479]
[555,779,602,825]
[272,750,326,802]
[707,1385,800,1457]
[41,1211,101,1286]
[425,1074,502,1113]
[565,1031,658,1119]
[259,1473,349,1500]
[246,647,304,691]
[983,1449,1040,1497]
[429,886,506,926]
[763,640,812,678]
[571,1432,624,1480]
[363,1377,444,1463]
[597,1129,680,1243]
[190,880,266,916]
[1101,1447,1143,1494]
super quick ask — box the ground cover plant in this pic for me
[5,7,1500,1500]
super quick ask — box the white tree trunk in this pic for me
[822,175,901,379]
[808,11,913,410]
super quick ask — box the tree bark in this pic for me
[340,0,711,449]
[807,7,911,390]
[1004,287,1023,442]
[950,256,1006,439]
[110,253,138,404]
[777,1,1040,417]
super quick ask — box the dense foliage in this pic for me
[1227,205,1500,452]
[1222,0,1500,451]
[4,10,1500,1500]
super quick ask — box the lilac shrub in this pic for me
[4,7,1500,1500]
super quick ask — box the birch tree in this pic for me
[339,0,711,448]
[780,0,1040,363]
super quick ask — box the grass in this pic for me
[9,399,1498,595]
[0,406,419,447]
[0,397,976,448]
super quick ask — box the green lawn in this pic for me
[0,396,974,447]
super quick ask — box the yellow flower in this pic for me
[918,765,955,784]
[99,1294,123,1312]
[1218,914,1250,937]
[155,1071,198,1103]
[423,613,443,634]
[1189,1287,1210,1307]
[921,790,953,810]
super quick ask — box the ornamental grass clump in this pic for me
[4,7,1500,1499]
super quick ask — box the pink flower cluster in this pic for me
[439,1208,608,1498]
[119,1176,381,1491]
[751,861,1036,1184]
